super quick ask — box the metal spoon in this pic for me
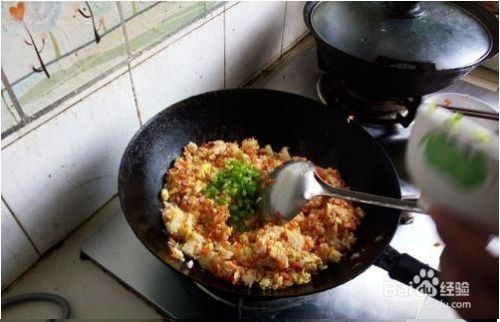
[259,160,425,221]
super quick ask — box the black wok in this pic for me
[118,89,444,300]
[304,1,499,98]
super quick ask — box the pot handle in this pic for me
[303,1,318,30]
[375,56,436,72]
[375,245,450,304]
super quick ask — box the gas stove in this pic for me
[82,206,429,319]
[81,41,498,319]
[316,73,421,127]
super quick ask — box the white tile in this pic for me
[417,296,459,319]
[1,73,140,253]
[390,214,444,269]
[1,66,129,149]
[131,13,224,122]
[225,1,286,87]
[2,197,162,319]
[1,201,39,289]
[283,2,309,51]
[124,2,224,58]
[128,4,225,68]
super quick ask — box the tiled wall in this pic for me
[1,1,308,289]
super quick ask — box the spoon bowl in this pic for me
[259,160,424,222]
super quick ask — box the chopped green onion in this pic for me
[204,159,262,229]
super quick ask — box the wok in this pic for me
[118,89,445,300]
[304,1,499,98]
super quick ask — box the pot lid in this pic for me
[309,1,493,70]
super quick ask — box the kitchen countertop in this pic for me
[3,37,497,319]
[2,197,163,319]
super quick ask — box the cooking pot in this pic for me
[304,1,499,98]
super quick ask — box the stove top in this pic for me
[81,210,434,319]
[81,41,497,319]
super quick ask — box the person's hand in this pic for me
[429,206,499,319]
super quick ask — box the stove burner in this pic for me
[316,74,421,127]
[194,282,312,318]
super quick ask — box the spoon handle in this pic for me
[315,175,425,214]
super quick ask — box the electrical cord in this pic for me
[2,292,70,321]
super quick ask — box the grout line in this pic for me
[1,70,27,125]
[233,1,289,88]
[1,89,21,124]
[59,193,119,247]
[223,4,227,89]
[116,1,132,58]
[1,194,119,291]
[127,64,143,126]
[116,1,142,126]
[282,30,310,54]
[117,0,142,126]
[1,65,129,150]
[225,1,240,11]
[1,61,129,141]
[2,62,128,142]
[242,34,314,88]
[9,27,121,87]
[29,61,128,122]
[280,2,288,56]
[2,196,41,255]
[1,122,23,138]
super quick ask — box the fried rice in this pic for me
[161,138,364,290]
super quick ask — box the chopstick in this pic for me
[438,105,499,121]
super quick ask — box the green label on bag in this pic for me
[421,130,488,189]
